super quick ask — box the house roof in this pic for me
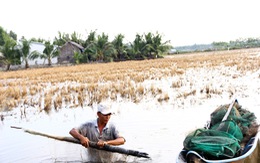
[67,41,84,50]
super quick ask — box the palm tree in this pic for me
[53,31,83,47]
[150,32,172,58]
[0,35,20,70]
[42,41,59,66]
[82,30,97,62]
[73,51,83,64]
[0,26,7,46]
[127,32,172,60]
[70,31,83,45]
[16,38,31,69]
[143,32,154,58]
[30,37,45,43]
[96,33,116,62]
[112,34,128,60]
[82,30,97,48]
[53,31,69,46]
[31,41,59,66]
[128,34,146,59]
[85,33,116,62]
[142,32,172,59]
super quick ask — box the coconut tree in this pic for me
[53,31,83,47]
[30,37,45,43]
[70,31,84,45]
[16,38,31,69]
[73,51,83,64]
[85,33,116,62]
[112,34,128,60]
[143,32,154,58]
[128,34,146,59]
[81,30,97,62]
[96,33,116,62]
[53,31,70,46]
[42,41,59,66]
[150,32,172,58]
[31,41,59,66]
[142,32,172,58]
[0,26,7,46]
[0,35,20,70]
[85,30,96,45]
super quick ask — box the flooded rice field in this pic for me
[1,49,260,162]
[1,98,260,163]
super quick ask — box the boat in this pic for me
[176,100,260,163]
[176,131,260,163]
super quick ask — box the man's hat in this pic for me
[97,104,113,115]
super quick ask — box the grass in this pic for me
[0,48,260,113]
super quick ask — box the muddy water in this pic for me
[1,99,260,163]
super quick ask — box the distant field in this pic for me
[0,48,260,114]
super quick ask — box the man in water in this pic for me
[69,103,125,162]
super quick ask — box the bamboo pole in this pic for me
[11,126,150,159]
[221,99,237,122]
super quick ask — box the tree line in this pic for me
[0,26,172,71]
[175,38,260,53]
[212,37,260,50]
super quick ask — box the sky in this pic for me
[1,0,260,46]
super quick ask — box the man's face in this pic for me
[98,112,111,124]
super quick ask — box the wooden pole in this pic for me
[221,99,237,122]
[11,126,150,159]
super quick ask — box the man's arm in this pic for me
[106,137,125,146]
[69,128,90,148]
[97,137,125,147]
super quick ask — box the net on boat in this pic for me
[183,100,259,160]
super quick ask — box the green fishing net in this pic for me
[183,128,241,158]
[210,102,257,131]
[183,100,258,159]
[211,120,243,141]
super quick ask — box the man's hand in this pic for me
[97,140,107,148]
[79,137,90,148]
[69,128,90,148]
